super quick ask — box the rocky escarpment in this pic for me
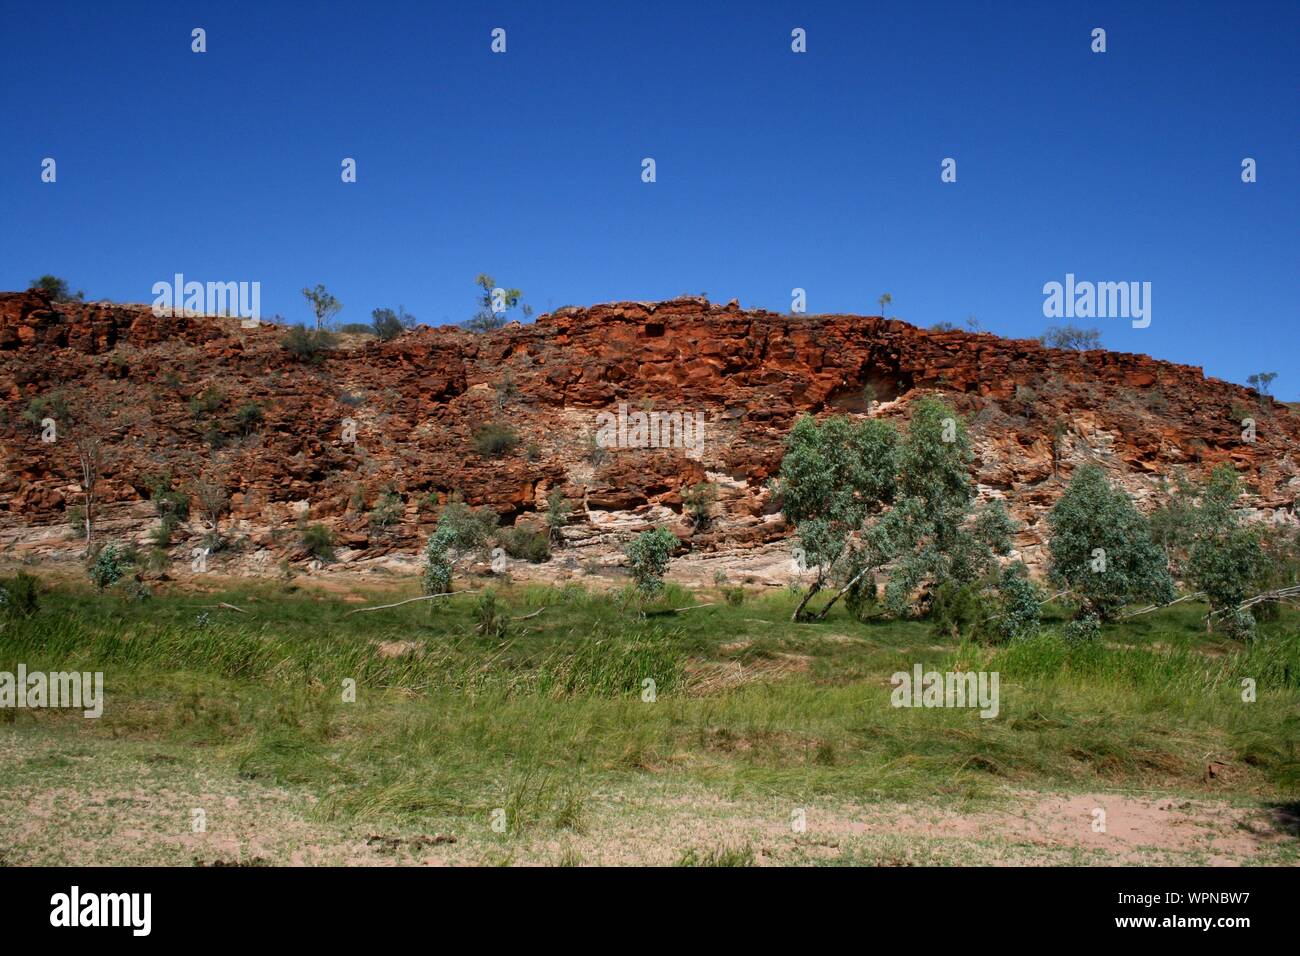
[1,289,1296,584]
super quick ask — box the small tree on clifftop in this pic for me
[302,284,342,331]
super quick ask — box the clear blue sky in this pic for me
[2,1,1296,396]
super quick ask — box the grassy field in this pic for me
[1,576,1297,866]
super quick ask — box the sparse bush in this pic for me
[281,327,338,362]
[29,275,84,302]
[234,402,264,435]
[464,273,527,332]
[843,571,878,621]
[299,523,334,561]
[420,498,498,595]
[682,481,717,529]
[500,526,551,563]
[626,527,677,596]
[724,586,745,606]
[21,393,70,429]
[436,495,497,554]
[0,572,40,618]
[472,422,519,457]
[148,474,190,544]
[1063,613,1101,642]
[368,487,404,536]
[1246,371,1277,402]
[1041,325,1102,350]
[930,580,994,641]
[370,308,406,341]
[187,386,224,419]
[473,589,510,639]
[495,371,519,409]
[421,525,455,596]
[88,544,129,590]
[993,562,1041,642]
[545,489,572,545]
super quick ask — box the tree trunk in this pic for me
[790,574,823,622]
[810,564,876,621]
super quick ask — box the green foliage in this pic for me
[1181,466,1266,629]
[234,402,264,435]
[421,526,456,596]
[370,307,412,341]
[302,284,342,331]
[495,371,519,409]
[464,274,528,332]
[88,544,129,590]
[21,393,70,428]
[421,498,499,595]
[1147,474,1198,575]
[777,413,898,576]
[1047,465,1174,621]
[929,581,992,641]
[864,399,1015,616]
[281,326,338,362]
[993,562,1042,642]
[368,487,404,536]
[545,488,571,544]
[473,589,510,639]
[1246,371,1277,400]
[436,496,497,554]
[843,572,878,621]
[187,386,224,419]
[626,527,677,596]
[1041,325,1102,350]
[1063,613,1101,642]
[0,572,40,618]
[472,422,519,457]
[148,474,190,544]
[682,481,717,529]
[299,523,334,561]
[500,526,551,563]
[29,275,84,302]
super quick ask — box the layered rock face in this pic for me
[1,289,1296,583]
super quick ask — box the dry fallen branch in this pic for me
[512,607,547,621]
[1120,592,1204,619]
[345,590,479,615]
[1207,585,1300,618]
[189,602,249,614]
